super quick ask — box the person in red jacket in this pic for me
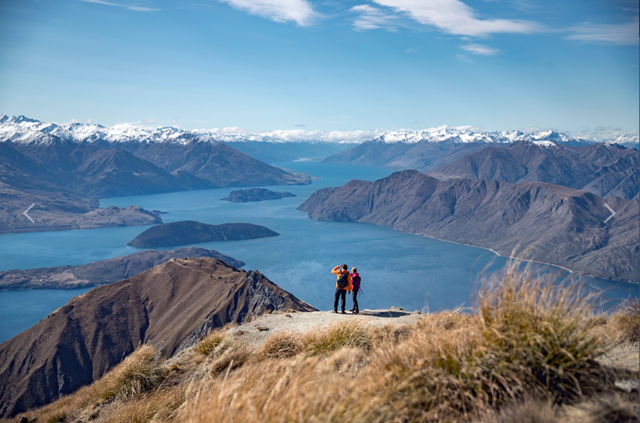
[332,264,352,314]
[350,267,361,314]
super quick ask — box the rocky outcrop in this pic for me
[0,257,316,418]
[127,221,279,248]
[0,247,244,290]
[299,170,639,283]
[221,188,296,203]
[427,141,639,200]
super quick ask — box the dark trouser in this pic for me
[334,288,347,312]
[352,290,359,312]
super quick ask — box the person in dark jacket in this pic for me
[350,267,361,314]
[332,264,352,314]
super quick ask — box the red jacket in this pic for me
[332,266,352,291]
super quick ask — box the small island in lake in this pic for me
[127,220,280,248]
[221,188,296,203]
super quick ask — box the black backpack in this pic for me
[337,272,349,289]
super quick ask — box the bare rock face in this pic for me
[299,170,639,283]
[127,221,279,248]
[0,257,316,418]
[221,188,296,203]
[0,247,244,290]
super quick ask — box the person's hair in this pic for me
[342,264,348,270]
[352,267,357,273]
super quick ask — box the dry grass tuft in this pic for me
[300,319,372,356]
[101,345,169,401]
[609,298,640,344]
[104,387,186,423]
[476,264,609,402]
[196,331,228,356]
[209,347,252,376]
[255,331,303,360]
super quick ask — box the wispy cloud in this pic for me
[80,0,159,12]
[219,0,317,26]
[371,0,541,37]
[350,4,399,31]
[567,17,639,45]
[461,42,498,55]
[405,47,419,53]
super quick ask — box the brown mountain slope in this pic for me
[426,141,639,199]
[0,257,316,418]
[322,139,495,171]
[125,141,312,187]
[0,144,162,234]
[0,247,244,290]
[298,170,639,282]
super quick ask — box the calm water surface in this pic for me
[0,162,637,343]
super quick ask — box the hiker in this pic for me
[332,264,352,314]
[350,267,361,314]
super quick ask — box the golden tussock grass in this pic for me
[175,265,622,423]
[609,298,640,344]
[13,265,638,423]
[195,331,227,356]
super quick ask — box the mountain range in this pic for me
[299,170,639,283]
[2,115,637,147]
[427,141,639,200]
[322,129,639,172]
[0,257,316,418]
[0,115,313,233]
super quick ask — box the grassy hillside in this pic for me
[7,265,639,423]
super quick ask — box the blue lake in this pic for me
[0,162,637,343]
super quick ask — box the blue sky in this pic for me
[0,0,637,135]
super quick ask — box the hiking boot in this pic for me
[332,310,338,314]
[341,311,346,314]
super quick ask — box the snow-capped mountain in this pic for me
[372,127,585,145]
[0,114,637,147]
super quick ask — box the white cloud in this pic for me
[461,42,498,55]
[371,0,541,37]
[196,127,386,143]
[350,4,398,31]
[567,17,639,45]
[219,0,317,26]
[79,0,159,12]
